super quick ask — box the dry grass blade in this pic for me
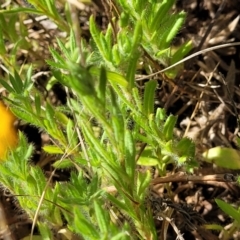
[136,42,240,81]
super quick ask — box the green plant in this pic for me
[0,0,196,239]
[202,147,240,169]
[205,199,240,240]
[88,0,192,81]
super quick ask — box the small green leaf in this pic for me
[56,38,71,60]
[55,111,69,126]
[43,145,64,154]
[215,199,240,223]
[202,147,240,169]
[73,207,100,239]
[45,0,58,17]
[66,120,78,151]
[68,63,95,96]
[0,79,15,93]
[126,52,140,89]
[137,170,151,200]
[94,200,108,233]
[155,108,167,130]
[170,40,193,64]
[89,67,128,87]
[34,93,41,116]
[177,138,195,157]
[0,7,40,15]
[89,15,105,59]
[149,0,175,31]
[130,20,142,54]
[100,32,111,60]
[164,12,186,46]
[0,28,6,54]
[49,47,65,65]
[38,222,52,240]
[24,65,33,90]
[52,159,74,169]
[105,192,128,213]
[119,12,129,28]
[204,224,224,231]
[124,130,135,180]
[137,157,159,166]
[155,48,170,57]
[105,23,113,51]
[97,66,107,106]
[163,115,177,141]
[112,44,121,65]
[143,80,157,116]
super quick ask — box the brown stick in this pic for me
[151,172,236,185]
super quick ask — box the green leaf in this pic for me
[177,138,195,158]
[112,44,121,65]
[136,171,151,200]
[105,23,113,52]
[43,145,64,154]
[9,70,23,94]
[170,40,193,64]
[215,199,240,223]
[54,111,69,126]
[94,200,109,234]
[34,93,41,116]
[155,48,170,58]
[97,66,107,107]
[124,130,136,181]
[105,192,128,213]
[164,12,186,47]
[67,63,95,96]
[81,121,109,161]
[126,52,140,89]
[149,0,175,31]
[90,67,128,87]
[119,12,129,28]
[49,47,65,65]
[90,15,107,61]
[24,65,34,91]
[137,157,159,166]
[0,7,40,15]
[69,29,77,54]
[130,20,142,54]
[163,115,177,141]
[101,161,130,187]
[45,102,55,126]
[0,28,6,54]
[66,120,78,151]
[143,80,157,116]
[155,108,167,127]
[52,159,74,169]
[56,38,71,60]
[202,147,240,169]
[165,40,193,78]
[45,0,57,16]
[109,87,124,146]
[111,232,131,240]
[0,79,15,93]
[38,222,52,240]
[73,207,100,239]
[205,224,224,231]
[100,32,111,60]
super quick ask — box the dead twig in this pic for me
[151,172,236,185]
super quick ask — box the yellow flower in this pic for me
[0,101,18,160]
